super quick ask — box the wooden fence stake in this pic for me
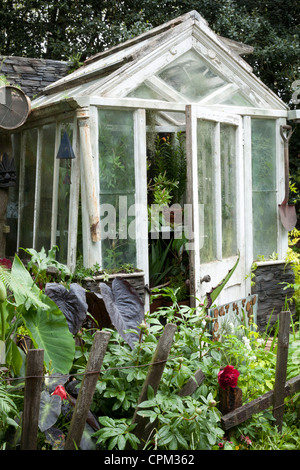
[131,323,177,447]
[20,348,44,450]
[178,367,206,397]
[64,330,111,450]
[219,386,243,416]
[273,310,290,432]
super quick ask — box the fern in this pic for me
[0,381,20,431]
[153,132,187,204]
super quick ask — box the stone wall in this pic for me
[0,55,70,99]
[251,261,295,332]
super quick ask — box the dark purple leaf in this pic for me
[45,283,88,335]
[100,278,144,349]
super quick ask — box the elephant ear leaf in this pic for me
[38,391,62,432]
[100,278,144,350]
[45,283,88,335]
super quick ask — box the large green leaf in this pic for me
[22,294,75,374]
[10,255,50,310]
[5,338,24,376]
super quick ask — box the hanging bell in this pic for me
[56,131,76,160]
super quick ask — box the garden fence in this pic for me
[17,312,300,450]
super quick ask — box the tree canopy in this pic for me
[0,1,299,212]
[0,0,299,105]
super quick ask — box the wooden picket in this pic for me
[20,349,44,450]
[273,311,291,430]
[130,323,177,448]
[64,330,111,450]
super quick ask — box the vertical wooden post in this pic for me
[219,386,243,416]
[131,323,177,447]
[64,330,111,450]
[273,311,290,432]
[20,348,44,450]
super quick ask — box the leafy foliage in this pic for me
[0,247,300,450]
[0,253,75,375]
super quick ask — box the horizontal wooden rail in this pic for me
[221,374,300,430]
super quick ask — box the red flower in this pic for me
[52,385,67,400]
[218,365,240,390]
[0,258,12,269]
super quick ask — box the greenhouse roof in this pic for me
[31,10,288,113]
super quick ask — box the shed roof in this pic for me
[32,11,288,112]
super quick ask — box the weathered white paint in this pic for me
[50,121,61,248]
[77,107,101,242]
[186,105,246,306]
[78,106,101,268]
[67,115,80,271]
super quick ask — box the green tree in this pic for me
[1,1,298,182]
[1,1,299,105]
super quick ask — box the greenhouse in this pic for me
[0,11,298,325]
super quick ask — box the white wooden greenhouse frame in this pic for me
[4,11,298,310]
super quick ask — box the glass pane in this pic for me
[251,119,277,259]
[127,83,166,101]
[98,109,136,269]
[220,91,254,107]
[19,128,37,250]
[252,191,277,258]
[221,124,237,258]
[197,119,217,263]
[6,134,21,256]
[56,123,73,263]
[35,124,55,252]
[158,49,227,101]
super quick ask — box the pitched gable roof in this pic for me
[32,11,288,111]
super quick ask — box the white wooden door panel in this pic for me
[186,104,245,307]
